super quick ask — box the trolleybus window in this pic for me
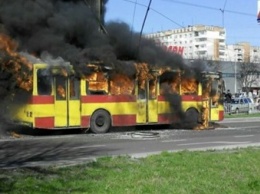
[37,69,52,95]
[211,80,219,106]
[70,78,80,99]
[86,81,108,95]
[56,76,66,100]
[149,79,157,99]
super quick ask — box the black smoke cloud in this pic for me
[0,0,113,66]
[0,0,186,71]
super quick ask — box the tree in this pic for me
[238,62,260,93]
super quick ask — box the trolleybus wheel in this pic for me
[184,108,199,129]
[90,110,111,133]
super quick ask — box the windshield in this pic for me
[247,98,252,103]
[231,99,239,104]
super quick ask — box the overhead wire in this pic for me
[123,0,255,30]
[163,0,255,17]
[123,0,184,27]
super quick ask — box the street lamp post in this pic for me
[235,61,237,93]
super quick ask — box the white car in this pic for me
[229,97,254,114]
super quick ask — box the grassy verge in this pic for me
[224,113,260,118]
[1,147,260,194]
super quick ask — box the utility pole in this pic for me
[84,0,108,34]
[235,60,237,93]
[220,0,227,27]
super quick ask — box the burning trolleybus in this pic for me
[11,62,224,133]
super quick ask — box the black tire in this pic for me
[90,110,111,133]
[183,108,199,129]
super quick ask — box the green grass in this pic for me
[1,147,260,194]
[224,113,260,118]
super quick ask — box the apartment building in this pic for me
[145,25,226,61]
[225,43,260,63]
[250,45,260,63]
[145,25,260,63]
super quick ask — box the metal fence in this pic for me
[224,102,259,115]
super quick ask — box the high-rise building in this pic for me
[225,43,260,63]
[145,25,226,61]
[145,24,260,63]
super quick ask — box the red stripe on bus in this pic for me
[35,117,54,128]
[182,95,202,101]
[112,115,136,126]
[219,110,224,121]
[81,95,136,103]
[158,95,202,101]
[29,96,54,104]
[158,95,166,101]
[81,116,90,127]
[158,114,171,124]
[158,113,181,124]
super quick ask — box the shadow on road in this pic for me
[0,140,117,169]
[0,121,228,139]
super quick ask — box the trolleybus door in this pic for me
[209,79,221,121]
[136,85,147,123]
[148,79,158,123]
[68,77,81,126]
[54,76,81,127]
[136,79,158,124]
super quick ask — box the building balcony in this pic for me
[194,36,207,41]
[219,42,226,46]
[197,49,207,54]
[219,50,225,54]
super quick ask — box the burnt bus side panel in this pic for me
[80,95,137,128]
[13,95,55,128]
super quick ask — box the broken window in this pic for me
[56,76,67,100]
[37,69,52,95]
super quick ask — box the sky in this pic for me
[105,0,260,46]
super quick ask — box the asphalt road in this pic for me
[0,117,260,169]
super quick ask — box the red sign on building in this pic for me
[164,45,185,56]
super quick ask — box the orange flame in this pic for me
[181,78,198,95]
[0,34,33,91]
[57,85,66,98]
[86,72,108,93]
[110,74,134,95]
[135,63,153,90]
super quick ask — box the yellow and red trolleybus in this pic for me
[11,62,224,133]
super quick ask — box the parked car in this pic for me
[228,97,255,114]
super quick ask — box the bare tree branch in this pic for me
[238,62,260,93]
